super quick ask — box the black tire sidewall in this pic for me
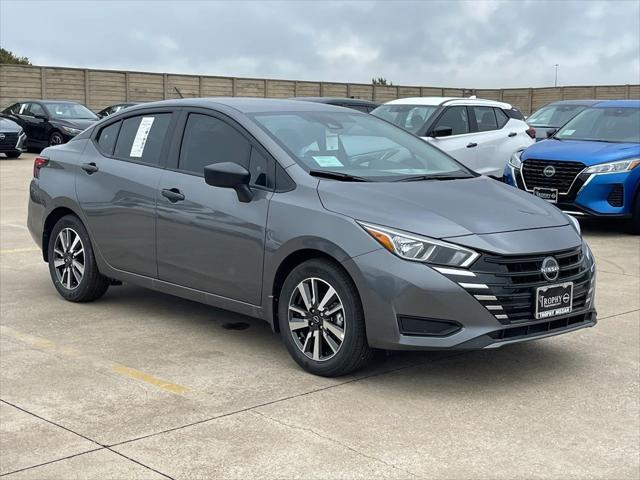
[47,215,104,301]
[49,131,64,146]
[278,259,369,376]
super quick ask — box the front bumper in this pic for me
[504,164,639,218]
[344,244,596,351]
[0,131,26,153]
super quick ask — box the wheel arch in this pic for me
[42,206,81,261]
[268,247,361,333]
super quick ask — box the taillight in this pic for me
[526,127,536,139]
[33,156,48,178]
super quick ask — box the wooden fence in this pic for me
[1,64,638,115]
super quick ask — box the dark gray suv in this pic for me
[27,98,597,376]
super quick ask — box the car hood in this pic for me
[51,118,97,130]
[523,139,640,166]
[0,117,22,133]
[317,176,570,239]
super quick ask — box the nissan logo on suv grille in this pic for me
[543,165,556,177]
[541,257,560,281]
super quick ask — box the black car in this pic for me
[290,97,379,113]
[527,99,600,141]
[0,117,26,158]
[97,102,143,118]
[1,100,99,149]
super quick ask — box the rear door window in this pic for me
[96,121,121,155]
[433,106,469,135]
[472,106,499,132]
[494,108,510,128]
[113,113,172,166]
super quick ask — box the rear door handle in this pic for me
[81,162,99,174]
[508,132,517,137]
[466,142,478,148]
[161,188,185,203]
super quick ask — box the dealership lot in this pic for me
[1,153,638,478]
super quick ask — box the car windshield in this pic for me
[251,111,474,181]
[555,107,640,143]
[44,103,98,120]
[527,104,587,127]
[370,104,438,134]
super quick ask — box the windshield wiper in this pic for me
[309,170,370,182]
[395,174,472,182]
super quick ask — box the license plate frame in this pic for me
[535,282,573,319]
[533,187,559,203]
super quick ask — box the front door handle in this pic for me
[508,132,517,137]
[81,162,99,174]
[466,142,478,148]
[161,188,185,203]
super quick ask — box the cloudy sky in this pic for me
[1,0,639,88]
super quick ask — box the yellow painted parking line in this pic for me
[1,326,192,397]
[113,365,190,395]
[0,247,40,254]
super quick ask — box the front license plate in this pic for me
[533,187,558,203]
[536,282,573,319]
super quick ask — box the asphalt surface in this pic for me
[1,152,639,479]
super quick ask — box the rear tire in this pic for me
[47,215,109,302]
[278,259,373,377]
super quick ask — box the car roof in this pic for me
[290,97,379,106]
[121,97,360,114]
[593,100,640,108]
[381,96,513,109]
[546,99,600,106]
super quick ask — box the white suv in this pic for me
[372,97,535,178]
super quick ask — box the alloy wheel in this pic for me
[53,228,85,290]
[50,133,63,146]
[288,277,345,361]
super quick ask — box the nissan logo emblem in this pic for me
[543,165,556,177]
[541,257,560,281]
[0,134,5,140]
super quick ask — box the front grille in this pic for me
[488,312,594,341]
[521,159,585,193]
[607,184,624,207]
[0,132,18,148]
[439,246,595,325]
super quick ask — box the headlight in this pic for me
[566,214,581,236]
[358,222,479,268]
[583,158,640,174]
[60,126,83,135]
[509,150,523,169]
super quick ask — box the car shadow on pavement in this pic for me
[95,284,585,390]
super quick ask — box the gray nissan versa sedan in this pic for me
[27,98,597,376]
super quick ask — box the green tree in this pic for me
[0,48,31,65]
[372,77,392,86]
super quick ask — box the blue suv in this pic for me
[505,100,640,233]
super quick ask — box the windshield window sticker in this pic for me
[326,132,339,151]
[313,155,344,167]
[130,117,155,158]
[561,129,576,136]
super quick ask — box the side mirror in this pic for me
[431,126,453,138]
[204,162,253,203]
[546,128,558,138]
[34,113,48,121]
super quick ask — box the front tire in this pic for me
[49,131,64,147]
[47,215,109,302]
[278,259,373,377]
[631,191,640,235]
[4,151,21,159]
